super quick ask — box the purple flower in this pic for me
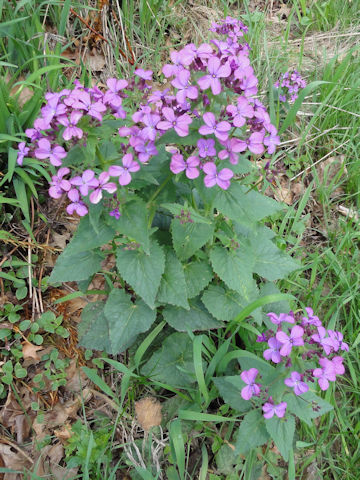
[267,312,295,325]
[17,142,30,166]
[301,307,322,327]
[157,107,192,137]
[238,73,258,97]
[57,111,83,141]
[135,69,153,81]
[276,325,304,357]
[70,169,99,196]
[313,358,336,391]
[197,138,216,158]
[41,96,66,124]
[134,140,158,163]
[171,69,198,104]
[226,96,254,127]
[199,112,231,141]
[331,356,345,375]
[49,167,71,199]
[218,138,243,165]
[284,371,309,396]
[240,368,261,400]
[89,172,117,204]
[262,401,287,419]
[263,337,282,364]
[72,91,107,121]
[34,138,67,167]
[327,330,349,352]
[203,162,233,190]
[104,78,128,107]
[237,132,265,155]
[311,327,335,355]
[162,50,191,78]
[66,189,88,216]
[108,153,140,186]
[170,154,200,179]
[142,113,160,141]
[263,125,280,155]
[197,56,231,95]
[109,208,121,220]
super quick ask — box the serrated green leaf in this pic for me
[106,199,150,253]
[116,240,165,309]
[183,260,213,298]
[202,284,259,322]
[171,219,214,261]
[103,289,156,353]
[49,250,102,283]
[141,332,196,387]
[157,250,189,309]
[209,246,255,297]
[161,203,212,224]
[213,376,251,412]
[214,183,282,225]
[64,215,115,254]
[77,301,111,352]
[163,298,221,331]
[265,415,295,461]
[284,390,333,427]
[235,410,269,454]
[78,291,156,354]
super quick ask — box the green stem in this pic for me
[146,174,172,207]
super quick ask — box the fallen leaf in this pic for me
[0,443,32,480]
[135,397,162,431]
[22,342,44,363]
[54,423,73,442]
[64,359,88,393]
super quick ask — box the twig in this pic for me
[111,8,135,65]
[28,239,32,299]
[0,435,34,464]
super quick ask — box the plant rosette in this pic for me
[17,17,298,354]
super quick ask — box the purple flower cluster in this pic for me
[16,17,280,218]
[241,307,348,419]
[274,70,307,103]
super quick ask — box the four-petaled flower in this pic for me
[197,138,216,158]
[70,169,99,196]
[313,358,337,391]
[66,189,88,216]
[197,56,231,95]
[284,371,309,396]
[58,111,83,141]
[262,401,287,419]
[267,312,295,325]
[34,138,67,166]
[263,337,282,364]
[276,325,304,357]
[203,162,233,190]
[108,154,140,186]
[89,172,117,204]
[157,107,192,137]
[17,142,29,166]
[170,154,200,179]
[199,112,231,141]
[240,368,261,400]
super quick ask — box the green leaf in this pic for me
[284,391,333,427]
[77,301,110,352]
[141,332,196,387]
[214,183,282,225]
[103,289,156,354]
[157,250,189,309]
[213,376,251,412]
[202,285,259,322]
[116,240,165,309]
[171,219,214,261]
[265,415,295,461]
[235,410,269,454]
[209,246,255,298]
[163,298,222,331]
[64,215,115,254]
[106,199,150,253]
[78,291,156,354]
[260,283,291,316]
[49,250,102,283]
[162,203,212,224]
[183,260,213,298]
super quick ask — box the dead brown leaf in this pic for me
[0,392,34,443]
[135,397,162,431]
[22,342,44,363]
[54,423,73,442]
[64,359,88,393]
[0,443,32,480]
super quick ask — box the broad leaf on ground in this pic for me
[64,215,115,254]
[116,240,165,309]
[213,376,251,412]
[163,298,222,331]
[284,390,333,427]
[78,301,110,352]
[157,250,189,309]
[265,415,295,461]
[183,260,213,298]
[235,410,269,454]
[49,249,102,283]
[171,219,214,261]
[141,332,196,387]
